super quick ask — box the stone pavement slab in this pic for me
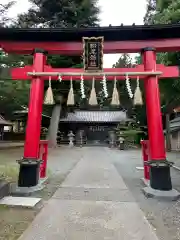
[0,196,41,208]
[18,147,159,240]
[19,199,159,240]
[53,187,134,202]
[61,148,127,189]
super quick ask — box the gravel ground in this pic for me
[1,147,180,240]
[112,149,180,240]
[0,146,81,240]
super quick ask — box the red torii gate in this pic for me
[1,23,180,197]
[10,50,177,193]
[1,21,180,239]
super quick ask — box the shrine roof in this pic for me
[60,110,127,123]
[0,24,180,42]
[0,115,12,126]
[13,110,50,119]
[163,116,180,133]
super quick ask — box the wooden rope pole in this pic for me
[27,71,162,77]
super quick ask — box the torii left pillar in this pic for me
[17,49,46,188]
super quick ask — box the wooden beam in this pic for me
[11,64,179,80]
[1,38,180,54]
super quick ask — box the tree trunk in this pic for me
[48,104,61,148]
[165,113,171,152]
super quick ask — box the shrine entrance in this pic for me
[1,24,180,197]
[59,110,126,146]
[87,125,107,144]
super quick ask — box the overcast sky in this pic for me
[3,0,147,67]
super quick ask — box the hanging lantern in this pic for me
[111,77,120,105]
[44,77,55,105]
[89,77,98,105]
[67,77,75,105]
[133,76,143,105]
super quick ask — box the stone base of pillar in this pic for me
[142,187,180,201]
[142,160,180,201]
[11,158,48,196]
[141,178,150,187]
[10,182,45,197]
[17,158,41,188]
[149,161,172,191]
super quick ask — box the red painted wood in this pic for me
[1,38,180,54]
[11,64,179,80]
[39,140,48,179]
[23,53,46,159]
[143,50,166,161]
[140,140,150,181]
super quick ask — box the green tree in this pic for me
[0,49,31,118]
[144,0,173,24]
[0,3,32,118]
[112,54,146,125]
[0,1,15,27]
[112,54,133,68]
[112,54,135,109]
[14,0,100,105]
[8,0,100,146]
[17,0,99,28]
[0,0,100,117]
[143,0,180,110]
[144,0,156,24]
[153,1,180,24]
[139,0,180,150]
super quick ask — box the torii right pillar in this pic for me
[142,47,179,199]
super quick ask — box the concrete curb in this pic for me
[172,165,180,171]
[142,186,180,201]
[141,178,150,187]
[141,177,180,201]
[10,177,48,197]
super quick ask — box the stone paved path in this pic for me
[19,147,159,240]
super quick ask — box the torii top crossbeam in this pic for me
[1,23,180,54]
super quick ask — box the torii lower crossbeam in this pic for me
[11,64,179,80]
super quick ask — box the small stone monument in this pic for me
[68,131,75,147]
[119,134,125,150]
[108,131,116,148]
[79,130,84,147]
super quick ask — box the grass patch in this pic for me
[0,164,52,184]
[0,165,19,183]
